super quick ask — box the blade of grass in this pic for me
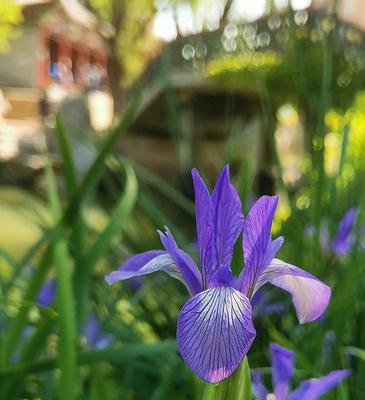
[45,155,77,400]
[74,163,138,328]
[0,341,176,379]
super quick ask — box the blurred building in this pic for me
[0,0,108,120]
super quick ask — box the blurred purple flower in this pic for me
[252,343,350,400]
[251,289,287,319]
[105,165,331,383]
[83,316,112,349]
[37,277,56,307]
[331,208,357,255]
[306,208,358,256]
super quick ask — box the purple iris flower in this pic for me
[37,277,56,307]
[83,316,112,349]
[105,166,331,383]
[252,343,350,400]
[306,208,358,256]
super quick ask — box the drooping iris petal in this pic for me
[177,286,256,383]
[192,168,215,285]
[270,343,295,399]
[159,228,202,295]
[287,370,350,400]
[251,371,269,400]
[254,259,331,323]
[211,165,244,270]
[331,207,357,255]
[237,196,279,297]
[105,250,183,285]
[37,277,56,307]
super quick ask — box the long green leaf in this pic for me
[74,163,138,328]
[45,155,77,400]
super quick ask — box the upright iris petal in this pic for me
[192,168,215,286]
[237,195,281,297]
[211,165,244,270]
[270,343,295,399]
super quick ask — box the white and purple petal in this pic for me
[105,250,183,285]
[237,196,279,297]
[211,165,244,270]
[254,259,331,324]
[287,370,350,400]
[159,228,202,295]
[177,286,256,383]
[270,343,295,399]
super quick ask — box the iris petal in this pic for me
[159,228,202,295]
[105,250,183,285]
[211,165,244,271]
[177,286,256,383]
[255,258,331,323]
[287,370,350,400]
[237,196,279,297]
[192,168,215,285]
[251,371,269,400]
[270,343,295,399]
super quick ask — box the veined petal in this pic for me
[211,165,244,270]
[270,343,295,399]
[159,228,202,295]
[255,259,331,324]
[105,250,183,285]
[177,286,256,383]
[251,371,269,400]
[287,370,350,400]
[237,196,279,297]
[192,168,215,285]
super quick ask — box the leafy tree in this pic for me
[84,0,159,114]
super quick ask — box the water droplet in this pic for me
[243,25,256,41]
[294,10,308,25]
[257,31,270,47]
[337,72,351,88]
[312,137,323,151]
[222,37,237,52]
[195,42,207,58]
[224,23,238,39]
[181,44,195,60]
[346,28,362,44]
[268,15,281,31]
[321,16,336,33]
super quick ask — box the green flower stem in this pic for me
[203,357,251,400]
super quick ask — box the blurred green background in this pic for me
[0,0,365,399]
